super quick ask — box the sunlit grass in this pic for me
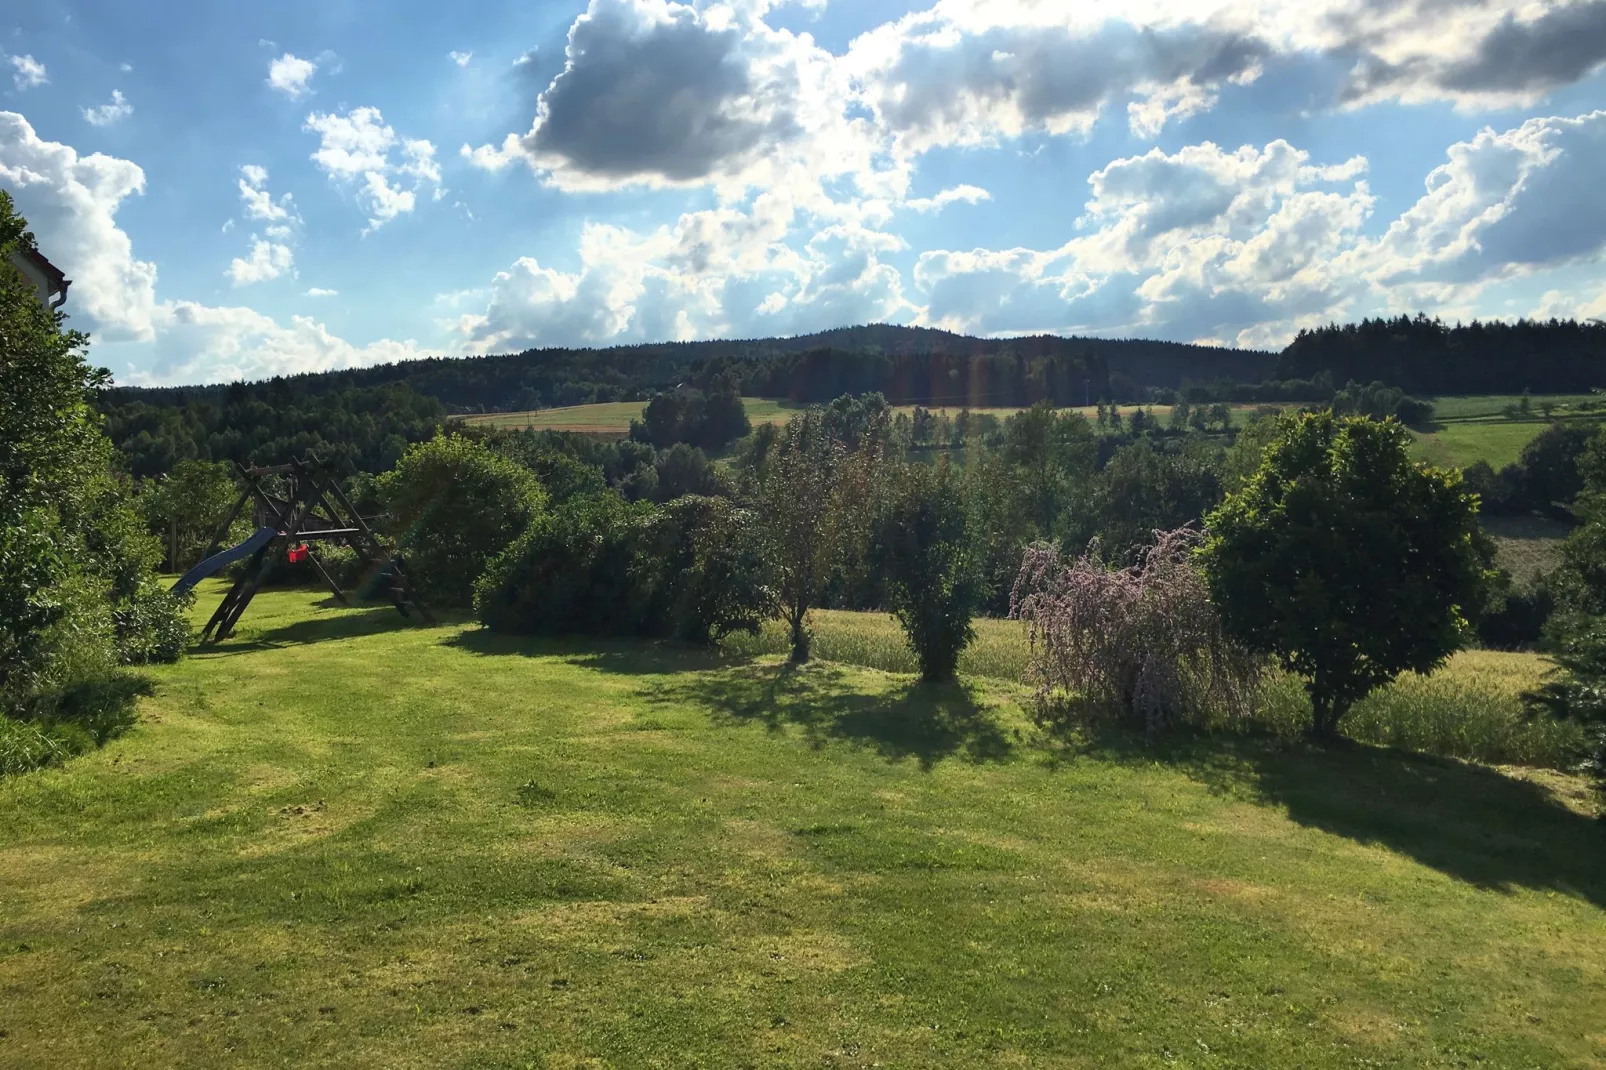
[726,612,1585,769]
[1,586,1602,1067]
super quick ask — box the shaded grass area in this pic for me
[2,586,1603,1068]
[0,675,152,777]
[726,610,1585,769]
[1482,513,1570,583]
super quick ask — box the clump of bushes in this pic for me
[872,461,982,682]
[375,433,548,607]
[630,378,750,452]
[473,494,771,644]
[1463,421,1599,517]
[1011,528,1260,735]
[1330,379,1434,426]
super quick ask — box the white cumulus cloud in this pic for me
[0,110,158,340]
[305,107,441,230]
[449,50,473,67]
[82,90,134,127]
[268,53,317,99]
[228,240,294,286]
[8,54,47,91]
[0,112,421,383]
[461,0,878,196]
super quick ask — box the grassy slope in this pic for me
[1408,395,1603,471]
[2,586,1604,1068]
[1482,514,1572,582]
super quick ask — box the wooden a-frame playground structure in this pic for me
[172,456,431,643]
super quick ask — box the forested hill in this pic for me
[105,325,1274,414]
[1278,316,1606,395]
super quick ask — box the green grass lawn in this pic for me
[1409,395,1605,470]
[3,585,1604,1068]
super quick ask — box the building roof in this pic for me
[16,243,69,293]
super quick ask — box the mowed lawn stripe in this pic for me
[0,585,1602,1068]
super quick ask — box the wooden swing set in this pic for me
[173,456,431,643]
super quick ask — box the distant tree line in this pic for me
[1278,315,1606,395]
[100,381,446,479]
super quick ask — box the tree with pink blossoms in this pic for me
[1010,528,1261,736]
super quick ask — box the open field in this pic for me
[1408,395,1604,470]
[1483,514,1572,582]
[460,399,808,435]
[461,398,1282,437]
[2,585,1602,1068]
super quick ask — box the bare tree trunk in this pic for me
[1310,694,1346,740]
[789,601,810,664]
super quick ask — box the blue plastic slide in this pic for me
[171,526,278,596]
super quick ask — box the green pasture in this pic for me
[1408,394,1605,470]
[2,585,1602,1068]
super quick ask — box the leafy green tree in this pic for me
[1096,439,1224,558]
[139,460,243,570]
[641,496,773,644]
[1523,618,1606,801]
[872,461,982,682]
[1515,421,1598,515]
[1200,412,1492,738]
[1,191,187,722]
[376,433,547,607]
[1000,402,1098,538]
[651,443,730,502]
[754,412,879,662]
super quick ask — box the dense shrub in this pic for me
[475,493,771,643]
[1477,572,1556,649]
[873,461,982,682]
[375,433,547,607]
[475,494,656,637]
[1,191,186,741]
[650,443,731,503]
[1330,379,1434,426]
[638,496,772,644]
[1011,528,1260,735]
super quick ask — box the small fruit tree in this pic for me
[1198,412,1491,738]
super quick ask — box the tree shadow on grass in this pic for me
[197,606,436,655]
[1068,726,1606,909]
[643,661,1016,770]
[443,627,740,675]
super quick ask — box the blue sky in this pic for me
[3,0,1606,385]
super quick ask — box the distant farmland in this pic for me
[458,393,1606,471]
[458,398,1277,438]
